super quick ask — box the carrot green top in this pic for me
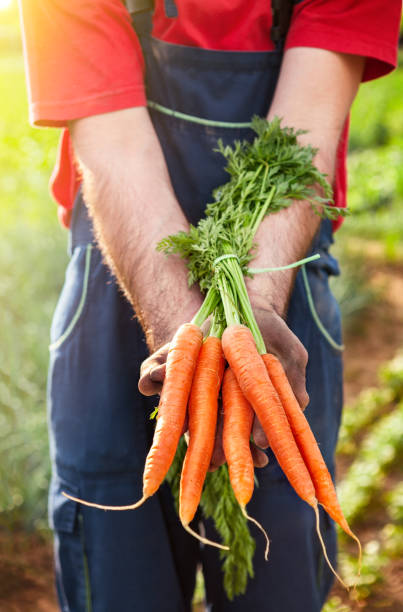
[157,116,344,293]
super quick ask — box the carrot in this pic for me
[179,336,228,550]
[222,367,254,507]
[63,322,203,511]
[222,366,270,559]
[222,325,350,585]
[262,352,362,566]
[221,324,317,509]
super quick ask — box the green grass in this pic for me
[339,59,403,245]
[349,66,403,151]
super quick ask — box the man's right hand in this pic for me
[138,342,169,396]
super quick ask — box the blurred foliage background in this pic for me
[0,3,63,533]
[0,3,402,611]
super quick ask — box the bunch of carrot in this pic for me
[63,117,359,596]
[63,304,359,581]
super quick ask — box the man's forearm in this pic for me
[69,107,202,351]
[247,48,365,317]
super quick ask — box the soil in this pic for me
[0,531,57,612]
[1,262,402,612]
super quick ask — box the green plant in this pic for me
[338,402,403,524]
[0,55,64,530]
[333,352,403,606]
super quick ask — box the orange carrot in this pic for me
[222,328,347,585]
[262,352,361,564]
[63,322,203,511]
[179,336,227,549]
[221,324,317,509]
[222,366,270,559]
[222,367,254,508]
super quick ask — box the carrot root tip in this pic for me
[351,531,362,578]
[313,505,349,590]
[182,521,229,551]
[62,491,148,511]
[241,506,270,561]
[320,504,362,578]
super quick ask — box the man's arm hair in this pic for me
[69,107,203,352]
[247,48,365,318]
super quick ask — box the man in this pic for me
[19,1,400,610]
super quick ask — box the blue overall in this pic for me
[47,8,343,612]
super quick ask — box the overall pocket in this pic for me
[50,475,92,612]
[47,235,151,475]
[302,250,344,355]
[49,244,93,351]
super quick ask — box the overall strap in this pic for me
[125,0,153,16]
[125,0,154,36]
[125,0,177,19]
[270,0,294,50]
[126,1,292,48]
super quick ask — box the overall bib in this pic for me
[48,6,343,611]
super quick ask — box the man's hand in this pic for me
[138,342,169,396]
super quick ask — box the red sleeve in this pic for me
[285,0,401,82]
[19,0,146,127]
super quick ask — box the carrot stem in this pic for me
[247,184,275,250]
[227,258,266,353]
[217,274,240,327]
[249,253,320,274]
[217,253,266,354]
[191,286,220,327]
[209,309,224,338]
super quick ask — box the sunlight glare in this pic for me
[0,0,13,10]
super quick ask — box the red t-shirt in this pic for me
[19,0,401,228]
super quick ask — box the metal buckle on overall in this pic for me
[125,0,154,16]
